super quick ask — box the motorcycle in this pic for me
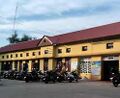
[24,69,41,83]
[42,70,57,83]
[112,73,120,87]
[16,71,27,80]
[67,71,79,83]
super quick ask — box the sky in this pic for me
[0,0,120,47]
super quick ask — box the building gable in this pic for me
[38,36,53,46]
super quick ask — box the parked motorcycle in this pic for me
[24,69,41,83]
[42,70,57,83]
[112,73,120,87]
[110,68,118,81]
[67,71,79,83]
[16,71,27,80]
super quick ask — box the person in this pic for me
[61,63,67,74]
[56,62,62,72]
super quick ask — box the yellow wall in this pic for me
[55,39,120,58]
[1,39,120,61]
[0,38,120,80]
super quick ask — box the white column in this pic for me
[17,61,20,71]
[28,60,32,72]
[119,56,120,72]
[12,61,15,70]
[40,59,44,72]
[22,61,25,71]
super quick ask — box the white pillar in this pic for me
[40,59,44,72]
[22,61,25,71]
[28,60,32,72]
[12,61,15,70]
[119,56,120,72]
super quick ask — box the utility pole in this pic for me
[13,1,19,34]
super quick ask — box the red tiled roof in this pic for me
[48,22,120,44]
[0,22,120,53]
[0,39,41,53]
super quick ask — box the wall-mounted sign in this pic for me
[103,56,119,61]
[91,61,101,75]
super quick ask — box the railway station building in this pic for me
[0,22,120,80]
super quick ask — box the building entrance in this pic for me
[102,60,119,81]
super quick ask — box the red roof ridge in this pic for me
[7,38,40,46]
[51,21,120,38]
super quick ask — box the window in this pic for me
[80,58,91,73]
[38,51,41,55]
[58,49,62,54]
[66,48,71,53]
[10,54,13,58]
[6,55,9,58]
[26,53,29,56]
[82,46,88,51]
[16,54,18,57]
[106,43,113,49]
[2,56,4,59]
[44,50,49,54]
[20,54,23,57]
[32,52,35,56]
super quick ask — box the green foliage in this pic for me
[7,31,20,44]
[20,34,32,42]
[7,32,35,44]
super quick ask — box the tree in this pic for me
[20,34,32,42]
[7,31,20,44]
[7,32,36,44]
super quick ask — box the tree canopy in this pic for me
[7,32,35,44]
[7,32,20,44]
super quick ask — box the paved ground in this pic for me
[0,79,120,98]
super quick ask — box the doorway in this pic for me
[102,60,119,81]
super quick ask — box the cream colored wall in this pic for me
[55,39,120,57]
[0,46,54,61]
[41,46,54,58]
[55,43,92,57]
[0,39,120,61]
[0,49,41,61]
[92,40,120,55]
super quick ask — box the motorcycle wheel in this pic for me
[58,79,62,83]
[25,78,29,83]
[52,80,56,83]
[68,79,72,83]
[113,79,119,87]
[113,83,118,87]
[76,79,78,82]
[45,81,48,84]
